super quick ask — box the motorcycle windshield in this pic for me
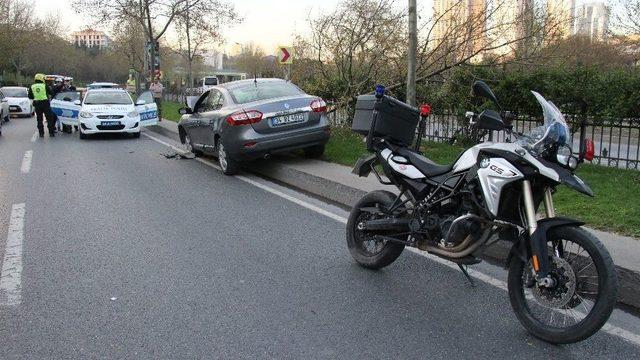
[516,91,570,155]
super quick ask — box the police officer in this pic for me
[28,73,56,137]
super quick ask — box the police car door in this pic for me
[135,91,159,126]
[50,91,81,125]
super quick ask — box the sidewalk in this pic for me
[146,120,640,309]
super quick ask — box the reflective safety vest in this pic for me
[31,83,48,101]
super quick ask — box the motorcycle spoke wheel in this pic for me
[522,239,600,329]
[508,226,617,344]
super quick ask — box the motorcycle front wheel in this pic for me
[508,226,618,344]
[346,190,405,269]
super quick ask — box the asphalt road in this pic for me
[1,117,640,359]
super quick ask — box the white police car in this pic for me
[51,89,158,139]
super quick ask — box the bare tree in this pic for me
[615,0,640,35]
[231,43,269,78]
[0,0,42,84]
[305,0,407,103]
[173,0,238,88]
[298,0,568,110]
[111,18,146,74]
[73,0,217,85]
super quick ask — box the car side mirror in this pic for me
[476,110,505,131]
[179,107,192,115]
[472,81,500,108]
[73,100,81,106]
[136,99,146,106]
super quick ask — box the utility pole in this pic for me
[407,0,418,107]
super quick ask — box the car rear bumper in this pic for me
[225,126,330,160]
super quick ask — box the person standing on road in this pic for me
[51,77,65,131]
[28,73,56,137]
[149,77,164,122]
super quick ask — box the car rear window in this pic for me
[84,91,132,105]
[229,82,303,104]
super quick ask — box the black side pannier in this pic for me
[351,95,420,146]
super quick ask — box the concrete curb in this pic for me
[146,123,640,311]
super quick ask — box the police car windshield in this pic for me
[84,91,133,105]
[2,88,28,97]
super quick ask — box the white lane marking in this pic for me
[30,131,38,142]
[20,150,33,174]
[143,131,640,347]
[0,203,26,306]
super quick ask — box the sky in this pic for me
[33,0,344,55]
[33,0,616,55]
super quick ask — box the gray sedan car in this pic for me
[178,78,331,175]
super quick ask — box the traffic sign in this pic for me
[277,46,293,65]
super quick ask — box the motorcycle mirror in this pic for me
[472,81,500,108]
[476,110,505,131]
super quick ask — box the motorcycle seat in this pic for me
[396,148,453,177]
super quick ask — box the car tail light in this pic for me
[584,138,595,161]
[310,99,327,113]
[420,104,432,117]
[226,110,263,126]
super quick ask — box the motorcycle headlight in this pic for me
[556,146,579,170]
[80,111,93,118]
[127,111,139,118]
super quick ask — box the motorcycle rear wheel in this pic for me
[507,226,617,344]
[346,190,405,269]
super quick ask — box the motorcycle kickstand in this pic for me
[457,264,476,287]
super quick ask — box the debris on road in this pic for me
[162,152,195,160]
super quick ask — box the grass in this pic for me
[162,101,183,122]
[324,127,640,238]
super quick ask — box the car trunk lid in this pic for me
[247,96,322,134]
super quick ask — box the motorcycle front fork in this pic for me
[522,181,556,286]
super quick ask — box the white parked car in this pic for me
[51,88,159,139]
[0,87,33,118]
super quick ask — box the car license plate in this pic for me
[270,113,306,127]
[101,121,121,126]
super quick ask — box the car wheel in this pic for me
[218,141,239,175]
[184,134,202,156]
[132,131,141,138]
[3,115,9,122]
[79,130,88,140]
[303,144,325,158]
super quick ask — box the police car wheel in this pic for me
[133,132,141,138]
[79,131,88,140]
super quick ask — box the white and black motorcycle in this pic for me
[347,82,617,344]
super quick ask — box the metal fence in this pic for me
[326,108,640,170]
